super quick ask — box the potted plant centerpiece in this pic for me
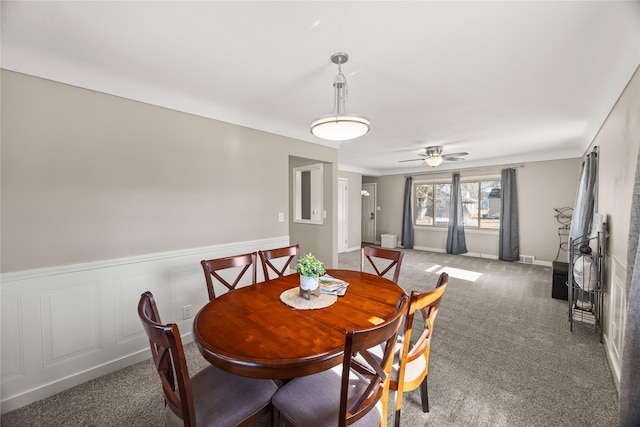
[296,253,325,292]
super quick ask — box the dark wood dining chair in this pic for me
[271,294,409,427]
[258,244,299,281]
[391,272,448,427]
[200,252,257,300]
[137,291,277,427]
[361,245,405,284]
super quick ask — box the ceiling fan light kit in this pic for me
[424,145,445,167]
[310,52,370,141]
[399,145,469,168]
[425,155,444,167]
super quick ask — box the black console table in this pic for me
[552,261,569,300]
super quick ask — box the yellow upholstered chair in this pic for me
[392,272,448,426]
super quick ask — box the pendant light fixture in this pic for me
[310,52,370,141]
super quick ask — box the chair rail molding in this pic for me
[0,235,290,413]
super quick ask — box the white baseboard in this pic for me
[412,246,552,266]
[0,236,289,414]
[603,333,621,393]
[412,246,500,260]
[1,347,151,414]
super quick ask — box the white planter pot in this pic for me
[300,275,319,291]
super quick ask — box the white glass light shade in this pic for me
[425,156,443,167]
[311,52,370,142]
[310,115,370,141]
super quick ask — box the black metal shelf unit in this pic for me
[567,231,605,342]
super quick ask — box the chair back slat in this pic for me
[138,291,196,426]
[201,252,257,300]
[393,272,448,426]
[258,244,300,280]
[339,294,409,427]
[405,275,448,361]
[361,245,404,283]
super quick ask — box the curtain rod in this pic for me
[405,163,525,178]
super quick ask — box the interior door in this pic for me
[338,179,348,253]
[361,183,376,244]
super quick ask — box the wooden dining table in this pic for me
[193,269,405,379]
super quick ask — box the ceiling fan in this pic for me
[399,145,469,167]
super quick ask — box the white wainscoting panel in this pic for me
[605,255,626,387]
[116,272,161,344]
[42,282,101,366]
[0,236,290,413]
[1,296,24,382]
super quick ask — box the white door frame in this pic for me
[338,178,348,253]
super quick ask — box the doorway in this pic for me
[361,183,376,244]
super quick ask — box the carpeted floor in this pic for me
[1,248,619,426]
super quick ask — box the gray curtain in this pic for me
[499,168,520,261]
[446,173,467,254]
[619,148,640,426]
[569,151,598,258]
[401,177,414,249]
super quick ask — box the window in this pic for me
[414,179,501,229]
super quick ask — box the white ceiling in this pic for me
[2,1,639,175]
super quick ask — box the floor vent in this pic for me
[519,255,535,264]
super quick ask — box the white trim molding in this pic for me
[603,254,626,390]
[0,236,290,413]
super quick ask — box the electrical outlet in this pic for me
[182,304,193,319]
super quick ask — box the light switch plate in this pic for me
[182,305,193,319]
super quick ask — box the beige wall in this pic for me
[589,65,640,384]
[518,159,582,261]
[369,158,580,263]
[593,66,640,263]
[0,70,338,273]
[289,156,337,268]
[374,174,405,245]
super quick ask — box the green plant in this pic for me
[296,253,325,278]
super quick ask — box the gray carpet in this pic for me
[2,248,618,426]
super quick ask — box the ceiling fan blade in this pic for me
[398,158,425,163]
[443,157,466,162]
[393,147,428,153]
[441,152,469,158]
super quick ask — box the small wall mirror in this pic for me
[294,164,323,224]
